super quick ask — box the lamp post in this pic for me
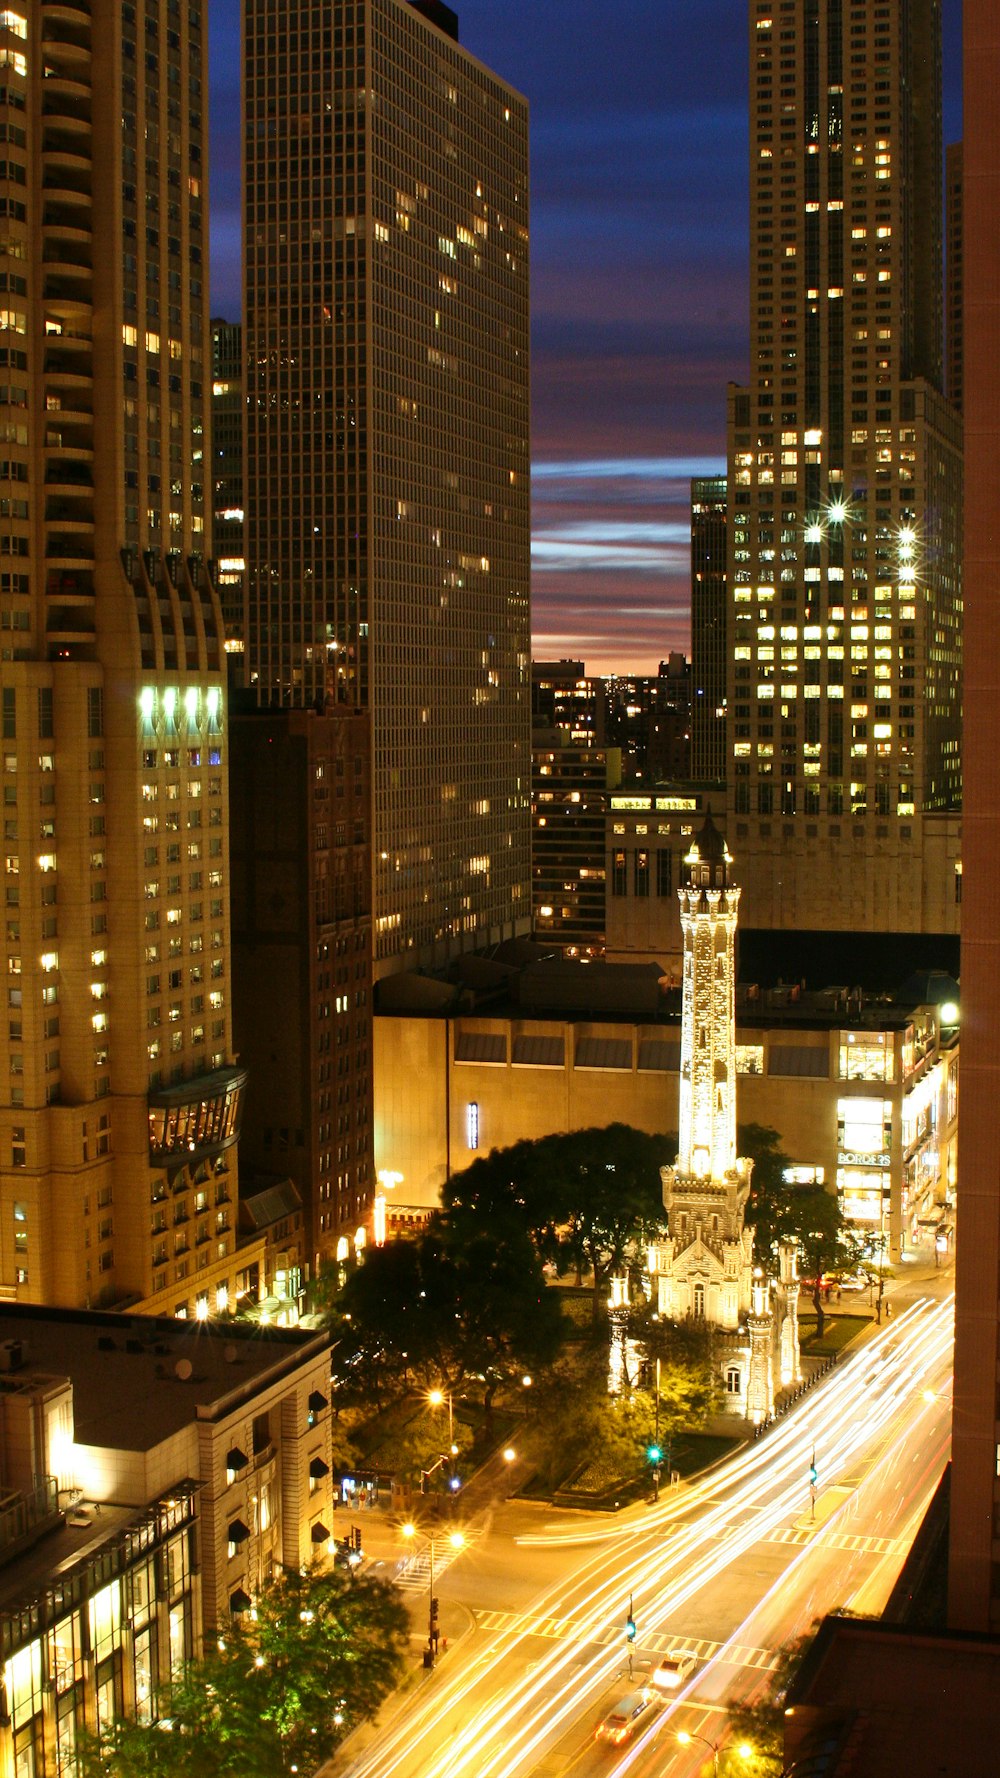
[675,1729,753,1777]
[401,1522,464,1665]
[428,1387,457,1453]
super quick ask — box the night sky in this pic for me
[210,0,962,675]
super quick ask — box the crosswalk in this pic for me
[393,1533,481,1591]
[470,1608,777,1675]
[762,1522,903,1556]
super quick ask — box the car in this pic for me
[650,1650,698,1691]
[594,1688,657,1745]
[837,1272,870,1293]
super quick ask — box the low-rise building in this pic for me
[375,971,957,1265]
[0,1307,335,1772]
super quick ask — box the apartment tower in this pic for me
[242,0,532,978]
[0,3,253,1312]
[948,0,1000,1636]
[726,0,962,937]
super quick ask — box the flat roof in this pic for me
[0,1306,329,1452]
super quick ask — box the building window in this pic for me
[726,1365,742,1395]
[611,848,627,896]
[693,1282,705,1319]
[634,850,650,897]
[656,849,672,897]
[465,1101,479,1151]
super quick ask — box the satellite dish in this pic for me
[174,1358,193,1381]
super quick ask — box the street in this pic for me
[331,1277,953,1778]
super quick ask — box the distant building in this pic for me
[726,0,962,939]
[0,1307,335,1765]
[210,318,246,668]
[690,476,728,785]
[531,661,603,744]
[230,707,374,1275]
[532,733,620,955]
[605,785,717,969]
[604,660,691,783]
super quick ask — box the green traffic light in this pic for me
[647,1444,662,1464]
[625,1617,637,1641]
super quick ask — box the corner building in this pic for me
[0,3,253,1311]
[243,0,532,977]
[727,0,962,936]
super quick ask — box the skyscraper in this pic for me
[726,0,962,938]
[242,0,532,978]
[0,2,253,1312]
[690,475,728,785]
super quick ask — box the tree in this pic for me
[78,1563,409,1778]
[726,1634,811,1776]
[739,1121,793,1262]
[442,1125,672,1305]
[546,1125,668,1308]
[748,1181,864,1336]
[328,1212,569,1422]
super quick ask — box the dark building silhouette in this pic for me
[690,475,728,784]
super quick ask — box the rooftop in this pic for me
[0,1306,329,1452]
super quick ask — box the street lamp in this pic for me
[401,1522,465,1665]
[428,1387,457,1454]
[676,1729,752,1777]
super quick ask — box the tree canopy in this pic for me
[443,1124,670,1304]
[78,1562,409,1778]
[330,1209,568,1418]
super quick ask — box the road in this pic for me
[333,1286,953,1778]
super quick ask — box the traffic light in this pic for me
[352,1525,362,1551]
[809,1458,818,1488]
[625,1614,637,1642]
[647,1444,662,1465]
[430,1597,439,1622]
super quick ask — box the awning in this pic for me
[226,1446,248,1472]
[229,1588,252,1614]
[308,1390,328,1413]
[309,1457,330,1479]
[227,1518,250,1545]
[310,1521,330,1543]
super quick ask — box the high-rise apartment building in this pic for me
[690,475,728,784]
[726,0,962,937]
[0,3,255,1313]
[948,0,1000,1637]
[243,0,532,978]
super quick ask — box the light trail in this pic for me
[340,1294,953,1778]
